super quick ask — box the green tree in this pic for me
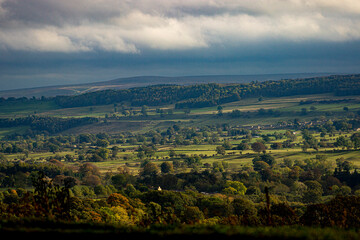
[335,136,350,149]
[96,139,109,148]
[96,148,110,160]
[237,142,249,150]
[231,196,258,222]
[222,180,247,195]
[302,180,323,203]
[141,105,148,116]
[351,132,360,149]
[251,142,266,153]
[217,105,223,116]
[252,153,276,167]
[216,146,226,155]
[169,149,176,158]
[141,162,159,177]
[182,206,205,224]
[222,140,233,150]
[160,162,174,174]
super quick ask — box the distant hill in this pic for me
[51,73,360,109]
[0,73,332,98]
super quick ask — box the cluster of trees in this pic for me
[0,116,98,135]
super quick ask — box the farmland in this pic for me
[2,75,360,238]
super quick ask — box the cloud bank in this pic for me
[1,0,360,53]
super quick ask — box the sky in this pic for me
[1,0,360,90]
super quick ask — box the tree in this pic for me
[111,146,119,158]
[96,139,109,148]
[252,153,276,167]
[30,171,72,220]
[137,151,146,159]
[217,105,223,116]
[222,140,233,150]
[232,197,258,222]
[251,142,266,153]
[302,180,323,203]
[141,162,159,177]
[222,180,247,195]
[95,148,110,160]
[185,155,202,167]
[82,174,102,187]
[141,105,148,116]
[216,146,226,155]
[212,161,228,172]
[237,142,249,150]
[351,132,360,149]
[253,161,270,172]
[336,157,353,172]
[302,130,319,151]
[78,163,100,178]
[182,206,204,224]
[335,136,350,149]
[270,142,282,150]
[111,174,129,189]
[169,149,176,158]
[160,162,174,174]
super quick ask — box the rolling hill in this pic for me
[0,73,332,98]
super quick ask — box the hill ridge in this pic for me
[0,72,333,98]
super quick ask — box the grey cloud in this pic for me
[1,0,360,53]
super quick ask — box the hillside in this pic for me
[0,73,331,98]
[50,74,360,109]
[0,73,359,136]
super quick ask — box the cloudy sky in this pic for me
[1,0,360,90]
